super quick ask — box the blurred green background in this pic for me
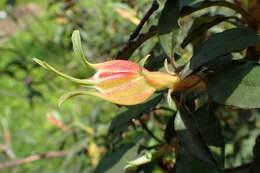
[0,0,147,172]
[0,0,260,173]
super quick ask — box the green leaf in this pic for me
[181,14,228,50]
[158,0,180,58]
[144,43,166,71]
[203,53,235,72]
[193,104,225,168]
[180,27,260,78]
[179,0,247,21]
[108,95,162,143]
[174,106,217,166]
[207,62,260,108]
[124,151,152,171]
[175,147,222,173]
[94,143,139,173]
[164,115,177,144]
[252,135,260,173]
[179,0,205,9]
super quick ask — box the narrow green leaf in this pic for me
[144,43,167,71]
[179,0,204,9]
[158,0,180,58]
[94,143,139,173]
[252,135,260,173]
[207,62,260,108]
[175,147,222,173]
[181,14,228,50]
[164,115,177,144]
[124,151,152,171]
[174,106,217,166]
[108,95,162,143]
[109,95,162,137]
[193,104,225,168]
[180,27,260,78]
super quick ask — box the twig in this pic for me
[138,118,164,144]
[0,151,68,169]
[116,25,158,60]
[115,1,255,60]
[129,0,159,41]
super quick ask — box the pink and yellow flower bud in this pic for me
[33,30,205,106]
[33,57,204,106]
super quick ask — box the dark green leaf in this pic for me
[194,104,225,167]
[138,159,160,173]
[144,43,166,71]
[175,147,222,173]
[180,27,260,78]
[207,62,260,108]
[164,115,177,143]
[181,14,228,50]
[94,143,139,173]
[179,0,204,9]
[204,53,235,72]
[108,95,162,143]
[124,151,152,171]
[174,106,217,166]
[158,0,180,58]
[251,135,260,173]
[179,0,234,17]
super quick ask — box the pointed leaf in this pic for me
[252,135,260,173]
[175,147,222,173]
[174,106,217,166]
[180,27,260,78]
[124,152,152,171]
[108,95,162,143]
[94,143,139,173]
[193,104,225,168]
[158,0,180,58]
[181,14,228,49]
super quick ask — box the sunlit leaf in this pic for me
[158,0,180,58]
[180,27,260,78]
[94,142,139,173]
[207,62,260,108]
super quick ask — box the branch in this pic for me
[116,1,255,60]
[129,0,159,41]
[138,118,164,144]
[0,151,67,169]
[116,25,158,60]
